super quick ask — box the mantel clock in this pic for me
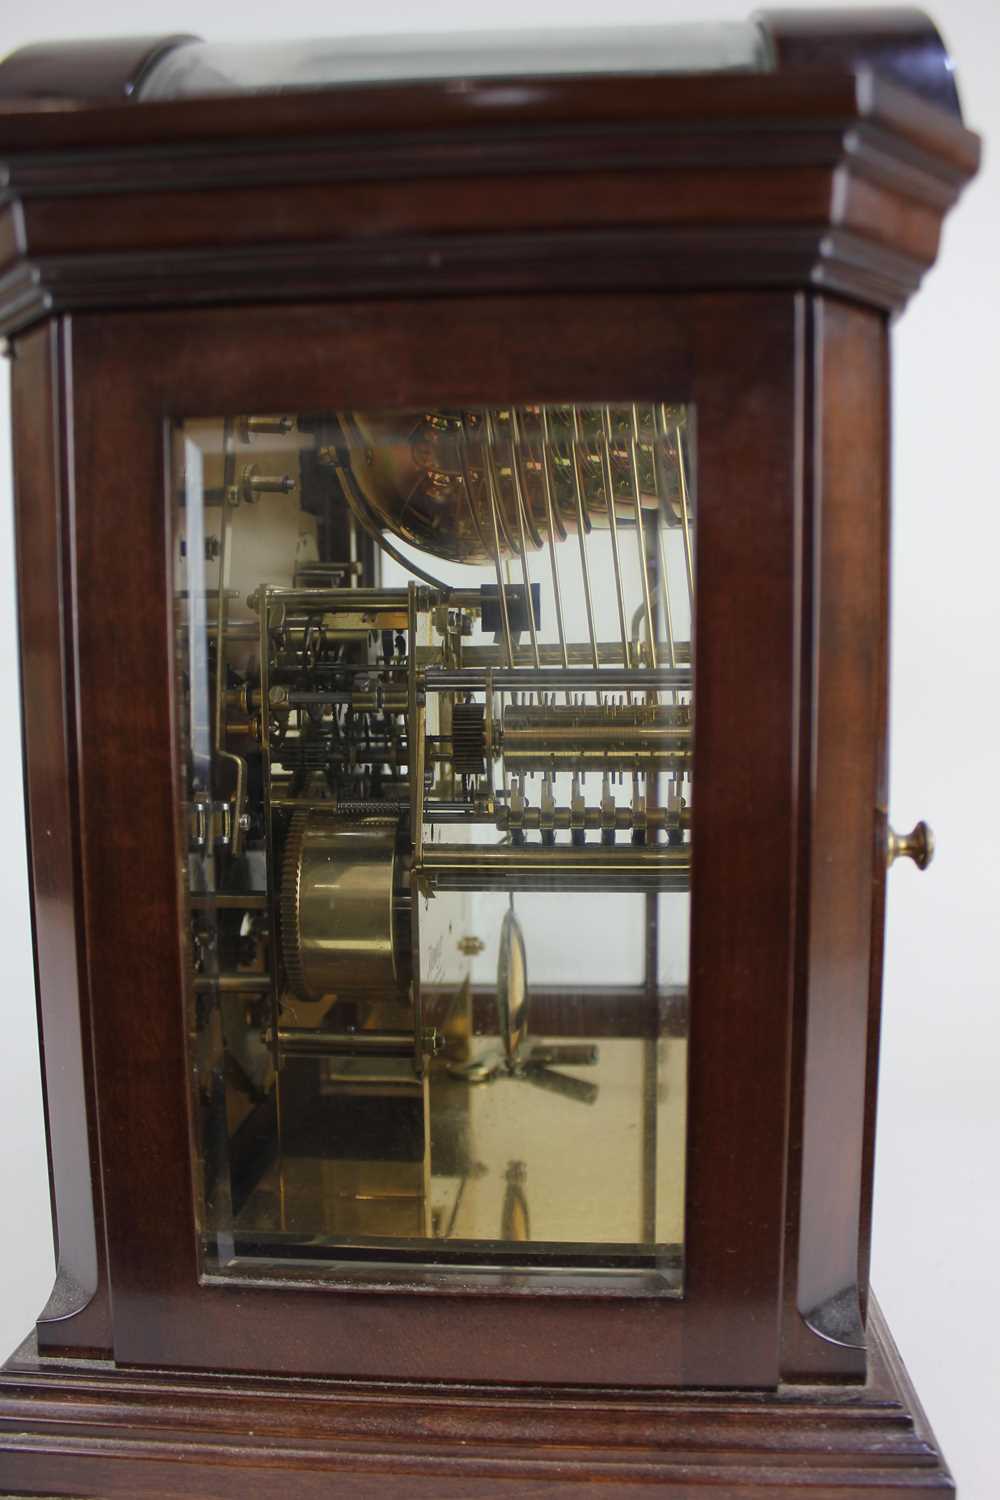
[0,10,979,1497]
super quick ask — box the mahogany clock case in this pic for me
[0,9,980,1498]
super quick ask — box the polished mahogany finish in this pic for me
[761,6,963,115]
[0,1301,954,1497]
[0,9,979,1495]
[0,71,979,332]
[9,322,113,1358]
[25,290,801,1389]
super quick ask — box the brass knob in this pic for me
[887,820,935,870]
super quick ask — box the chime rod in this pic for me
[570,411,602,695]
[650,441,678,677]
[509,409,541,669]
[598,414,633,701]
[672,413,696,609]
[662,412,693,819]
[628,414,658,695]
[482,415,516,670]
[651,414,680,732]
[658,537,679,688]
[539,408,571,698]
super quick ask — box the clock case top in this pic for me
[0,2,979,1407]
[0,9,980,331]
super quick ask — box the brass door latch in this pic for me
[887,820,935,870]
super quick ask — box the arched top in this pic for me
[0,35,195,104]
[756,8,961,119]
[0,10,964,123]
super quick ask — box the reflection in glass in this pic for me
[174,403,694,1287]
[140,25,770,100]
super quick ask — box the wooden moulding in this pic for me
[0,1299,952,1497]
[781,295,891,1381]
[0,67,980,336]
[9,321,113,1357]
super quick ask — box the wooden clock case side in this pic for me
[0,11,979,1495]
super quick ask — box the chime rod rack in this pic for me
[419,843,689,893]
[451,642,690,667]
[424,666,691,692]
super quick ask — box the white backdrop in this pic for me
[0,1,997,1495]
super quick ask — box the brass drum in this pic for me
[280,812,399,1001]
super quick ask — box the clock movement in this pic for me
[0,10,979,1496]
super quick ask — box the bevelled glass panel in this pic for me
[174,403,694,1289]
[141,25,770,99]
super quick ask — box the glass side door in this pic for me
[174,402,695,1287]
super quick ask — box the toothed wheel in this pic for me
[452,701,487,775]
[279,811,310,1001]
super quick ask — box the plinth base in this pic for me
[0,1298,951,1497]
